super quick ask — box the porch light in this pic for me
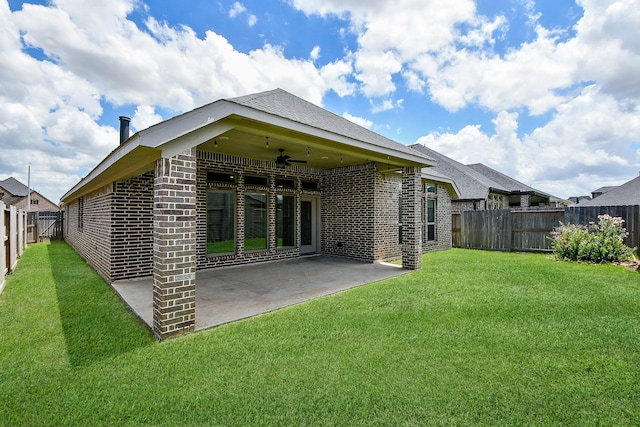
[265,136,269,148]
[214,138,218,148]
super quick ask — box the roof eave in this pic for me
[61,98,434,202]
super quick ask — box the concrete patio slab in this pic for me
[111,256,408,332]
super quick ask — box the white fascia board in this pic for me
[159,121,235,158]
[60,136,145,202]
[422,170,462,199]
[135,101,237,149]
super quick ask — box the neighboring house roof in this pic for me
[0,177,29,197]
[0,177,58,209]
[409,144,556,203]
[466,163,551,198]
[591,185,617,198]
[62,89,436,203]
[581,175,640,206]
[568,195,592,205]
[410,144,507,200]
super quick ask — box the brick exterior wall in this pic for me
[111,172,154,281]
[322,163,375,261]
[423,183,453,253]
[373,171,402,261]
[65,154,454,285]
[401,167,422,270]
[153,148,197,340]
[64,184,113,282]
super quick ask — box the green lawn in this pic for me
[1,242,639,426]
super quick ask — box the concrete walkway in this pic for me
[112,256,408,331]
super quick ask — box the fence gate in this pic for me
[27,211,63,243]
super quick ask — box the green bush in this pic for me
[550,214,632,263]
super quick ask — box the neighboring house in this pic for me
[0,177,59,212]
[410,144,555,211]
[582,174,640,206]
[568,195,592,205]
[590,185,617,200]
[60,88,458,340]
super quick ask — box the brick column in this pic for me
[520,194,530,207]
[402,167,422,270]
[153,148,197,340]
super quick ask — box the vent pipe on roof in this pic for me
[119,116,131,145]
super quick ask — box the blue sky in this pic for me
[1,0,639,202]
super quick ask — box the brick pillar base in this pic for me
[402,167,422,270]
[153,148,197,340]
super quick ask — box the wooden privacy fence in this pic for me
[27,210,63,243]
[1,201,28,293]
[452,205,640,253]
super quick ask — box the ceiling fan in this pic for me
[275,149,307,167]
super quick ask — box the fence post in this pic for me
[1,201,6,294]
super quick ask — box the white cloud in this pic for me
[291,0,640,119]
[229,2,246,18]
[319,58,356,97]
[1,0,338,202]
[370,98,402,114]
[310,45,321,61]
[132,105,163,131]
[247,14,258,27]
[342,112,373,129]
[416,85,640,198]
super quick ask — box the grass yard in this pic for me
[1,241,639,426]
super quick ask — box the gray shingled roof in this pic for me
[467,163,550,196]
[227,89,431,161]
[410,144,506,199]
[0,177,29,197]
[582,175,640,206]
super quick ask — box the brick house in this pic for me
[410,144,556,211]
[0,177,59,211]
[61,89,457,340]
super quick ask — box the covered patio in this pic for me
[112,256,409,332]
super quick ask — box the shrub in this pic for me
[550,214,632,263]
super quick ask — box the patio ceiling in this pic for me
[198,118,422,171]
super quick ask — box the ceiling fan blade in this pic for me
[287,159,307,163]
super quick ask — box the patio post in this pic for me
[402,167,422,270]
[152,147,197,340]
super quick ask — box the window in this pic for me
[207,191,235,253]
[245,175,268,186]
[276,195,295,247]
[207,172,235,184]
[301,181,319,191]
[426,198,436,241]
[245,193,267,250]
[78,196,84,230]
[31,199,39,205]
[276,179,295,189]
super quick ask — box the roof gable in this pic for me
[0,177,29,197]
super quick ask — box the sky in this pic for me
[1,0,639,203]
